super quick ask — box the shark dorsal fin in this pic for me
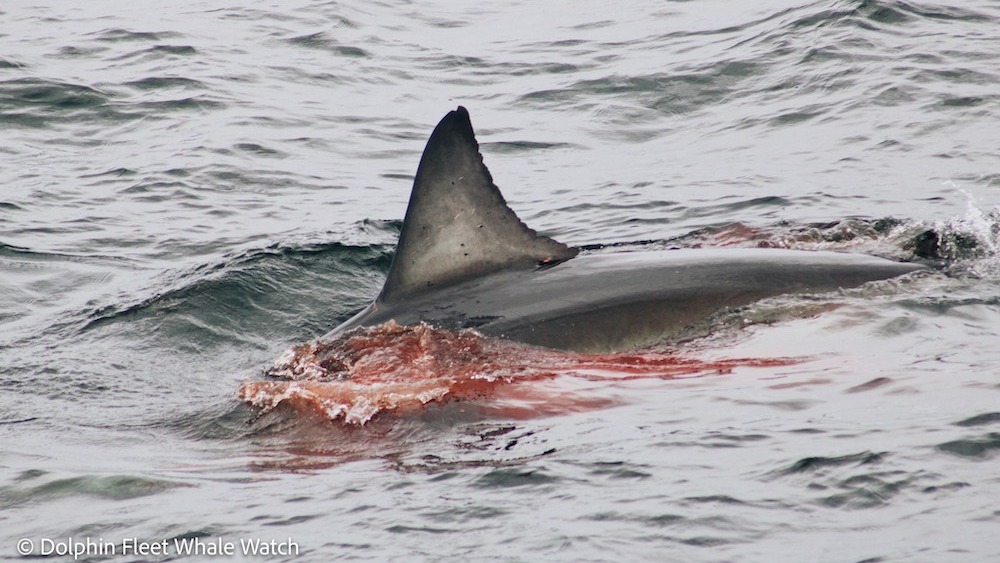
[378,106,578,303]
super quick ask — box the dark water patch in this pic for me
[871,84,918,106]
[133,96,226,112]
[14,469,47,482]
[852,0,993,24]
[0,78,111,111]
[55,45,108,58]
[535,38,588,49]
[92,28,182,42]
[108,44,198,62]
[165,167,193,177]
[152,44,197,56]
[0,416,39,425]
[571,19,614,31]
[0,474,187,507]
[420,505,506,523]
[850,0,917,26]
[706,60,770,91]
[381,172,414,181]
[474,467,558,489]
[818,471,921,509]
[769,107,823,126]
[418,14,468,30]
[644,513,685,527]
[781,451,884,475]
[0,57,26,69]
[386,524,454,534]
[919,481,970,495]
[914,67,996,86]
[584,510,684,526]
[585,461,652,480]
[584,510,736,548]
[120,179,200,200]
[261,514,319,526]
[728,398,813,413]
[936,433,1000,460]
[81,167,138,180]
[0,241,124,264]
[845,377,894,393]
[268,66,358,87]
[682,495,747,506]
[705,432,770,446]
[235,143,287,158]
[955,413,1000,427]
[286,32,370,58]
[428,472,459,483]
[501,61,581,77]
[418,54,490,78]
[125,76,206,91]
[939,96,988,109]
[0,78,151,127]
[679,536,732,547]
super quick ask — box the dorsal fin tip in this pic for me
[377,107,578,303]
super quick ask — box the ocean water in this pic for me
[2,0,1000,561]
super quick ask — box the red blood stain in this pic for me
[238,321,799,425]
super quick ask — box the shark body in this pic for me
[324,107,922,352]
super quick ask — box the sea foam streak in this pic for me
[239,321,797,425]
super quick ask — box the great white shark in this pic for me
[322,107,923,352]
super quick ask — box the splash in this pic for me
[927,190,1000,276]
[239,321,798,425]
[671,196,1000,278]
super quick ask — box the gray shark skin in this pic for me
[324,107,923,352]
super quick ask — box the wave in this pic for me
[78,240,393,343]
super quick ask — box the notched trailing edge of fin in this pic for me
[377,106,578,304]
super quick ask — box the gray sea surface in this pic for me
[2,1,1000,561]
